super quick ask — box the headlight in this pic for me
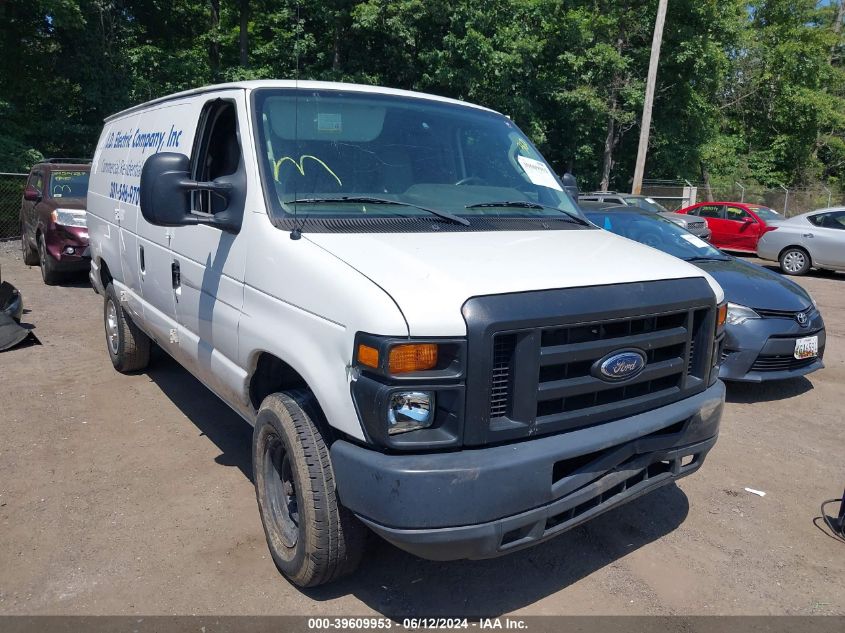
[726,302,760,326]
[352,334,466,449]
[388,391,435,435]
[52,208,87,228]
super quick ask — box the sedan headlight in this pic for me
[52,208,87,228]
[726,302,761,326]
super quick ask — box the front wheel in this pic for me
[103,282,151,372]
[779,247,811,276]
[37,234,61,285]
[253,391,366,587]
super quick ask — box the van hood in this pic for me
[304,229,724,336]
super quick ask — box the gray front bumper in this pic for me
[332,380,724,561]
[718,312,825,382]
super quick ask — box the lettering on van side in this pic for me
[109,181,140,206]
[102,125,184,154]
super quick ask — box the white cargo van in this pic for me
[87,80,727,587]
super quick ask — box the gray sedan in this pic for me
[757,208,845,275]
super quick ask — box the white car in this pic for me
[87,80,726,587]
[757,207,845,275]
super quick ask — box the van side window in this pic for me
[192,100,242,214]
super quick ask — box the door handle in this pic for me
[802,233,814,238]
[171,261,181,290]
[139,245,145,273]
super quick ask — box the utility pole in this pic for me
[632,0,668,195]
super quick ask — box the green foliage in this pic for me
[1,0,845,193]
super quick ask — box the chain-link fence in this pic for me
[0,173,26,240]
[640,179,844,217]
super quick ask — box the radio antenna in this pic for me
[290,0,302,240]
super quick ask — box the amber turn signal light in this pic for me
[716,302,728,332]
[388,343,438,374]
[357,344,380,369]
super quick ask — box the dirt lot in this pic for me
[0,240,844,617]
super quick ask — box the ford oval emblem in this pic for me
[595,350,647,382]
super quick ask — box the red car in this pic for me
[676,202,783,253]
[19,159,91,284]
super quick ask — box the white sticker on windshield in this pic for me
[317,113,342,133]
[517,156,563,191]
[681,233,709,248]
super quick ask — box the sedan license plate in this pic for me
[794,335,819,360]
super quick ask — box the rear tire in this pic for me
[779,247,811,276]
[21,227,38,266]
[37,234,61,285]
[253,391,366,587]
[104,282,151,372]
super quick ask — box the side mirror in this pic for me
[139,152,242,232]
[560,172,579,201]
[23,187,41,202]
[742,216,755,223]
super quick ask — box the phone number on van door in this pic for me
[109,181,141,205]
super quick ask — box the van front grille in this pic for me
[490,334,516,418]
[487,309,711,432]
[466,279,717,446]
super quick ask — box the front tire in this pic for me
[38,234,61,285]
[253,391,366,587]
[779,247,811,276]
[103,282,151,372]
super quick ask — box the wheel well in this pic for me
[249,352,309,410]
[779,245,811,263]
[99,258,113,289]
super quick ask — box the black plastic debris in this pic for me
[0,280,23,322]
[0,312,30,351]
[0,266,33,351]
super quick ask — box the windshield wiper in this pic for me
[465,200,590,226]
[286,196,470,226]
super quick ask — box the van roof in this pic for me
[105,80,499,122]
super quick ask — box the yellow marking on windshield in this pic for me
[273,155,343,187]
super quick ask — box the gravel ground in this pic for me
[0,238,843,617]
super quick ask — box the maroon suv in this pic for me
[20,159,91,284]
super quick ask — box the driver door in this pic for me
[725,205,760,251]
[21,170,44,244]
[170,93,250,404]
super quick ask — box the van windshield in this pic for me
[253,89,585,229]
[49,170,89,199]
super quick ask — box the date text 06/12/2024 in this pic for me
[307,618,528,630]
